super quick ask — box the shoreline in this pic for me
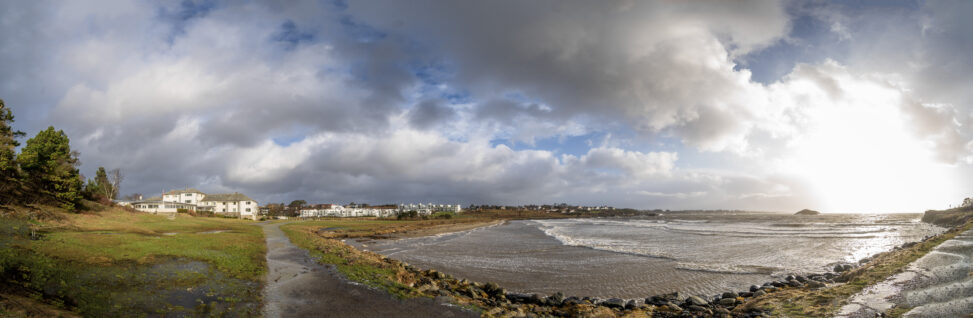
[282,213,968,317]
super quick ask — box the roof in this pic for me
[165,188,204,195]
[201,193,255,202]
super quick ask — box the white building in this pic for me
[163,188,205,205]
[397,203,462,215]
[299,204,399,218]
[132,189,259,220]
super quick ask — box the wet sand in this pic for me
[260,221,476,318]
[838,228,973,317]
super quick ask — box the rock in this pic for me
[546,292,564,306]
[760,286,776,292]
[721,291,737,299]
[665,302,683,312]
[771,281,786,288]
[685,295,709,306]
[714,307,731,315]
[795,209,821,215]
[788,280,803,287]
[528,293,543,305]
[739,291,753,298]
[749,285,760,292]
[718,297,737,306]
[625,299,637,310]
[416,284,439,293]
[687,305,712,315]
[785,275,796,281]
[506,293,530,304]
[834,264,851,272]
[753,290,766,297]
[806,281,826,288]
[646,295,667,306]
[795,275,807,283]
[602,298,627,309]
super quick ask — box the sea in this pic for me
[355,211,944,299]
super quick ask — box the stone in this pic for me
[416,284,439,293]
[602,298,627,309]
[749,285,760,292]
[788,280,803,287]
[785,275,796,281]
[795,275,807,283]
[753,290,766,297]
[718,298,737,306]
[665,302,683,312]
[806,281,826,288]
[771,281,786,288]
[625,300,637,310]
[687,305,712,315]
[739,292,753,298]
[646,295,667,306]
[721,292,737,299]
[686,295,709,306]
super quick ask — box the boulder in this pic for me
[718,298,737,306]
[665,302,683,312]
[753,290,766,297]
[806,281,826,288]
[602,298,627,309]
[749,285,760,292]
[685,295,709,306]
[721,291,737,299]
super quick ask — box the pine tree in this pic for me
[0,99,25,204]
[19,126,83,211]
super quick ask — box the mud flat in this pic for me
[260,221,476,318]
[838,228,973,317]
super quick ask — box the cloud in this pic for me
[0,0,970,212]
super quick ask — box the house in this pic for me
[198,193,258,218]
[163,188,205,205]
[131,196,197,214]
[132,189,259,220]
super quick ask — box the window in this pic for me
[246,208,251,212]
[185,200,190,203]
[184,193,191,196]
[246,201,251,205]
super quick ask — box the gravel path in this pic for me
[260,221,477,318]
[837,228,973,317]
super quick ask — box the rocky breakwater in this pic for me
[393,262,871,317]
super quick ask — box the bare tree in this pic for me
[108,168,123,200]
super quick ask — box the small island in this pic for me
[795,209,821,215]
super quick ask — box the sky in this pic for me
[1,0,971,213]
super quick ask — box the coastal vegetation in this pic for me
[0,204,266,316]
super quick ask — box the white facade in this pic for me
[163,189,205,205]
[397,203,462,215]
[134,189,259,220]
[300,205,398,218]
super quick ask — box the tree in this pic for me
[107,168,123,200]
[19,126,83,211]
[0,99,25,203]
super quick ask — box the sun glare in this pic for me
[784,87,958,213]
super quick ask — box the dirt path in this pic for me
[260,221,476,318]
[837,228,973,317]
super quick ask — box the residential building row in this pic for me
[128,188,259,220]
[299,203,462,218]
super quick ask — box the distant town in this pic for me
[116,188,638,220]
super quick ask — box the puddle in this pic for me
[198,230,231,234]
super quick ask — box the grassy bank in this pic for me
[0,204,266,317]
[279,218,498,299]
[736,219,973,317]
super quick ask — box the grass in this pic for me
[0,204,267,316]
[280,220,421,298]
[737,219,973,317]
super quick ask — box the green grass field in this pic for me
[0,205,267,317]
